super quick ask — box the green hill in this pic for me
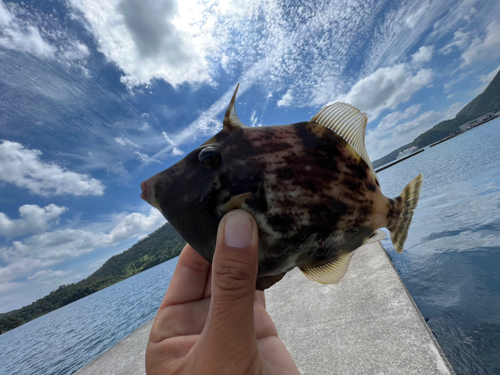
[372,142,412,169]
[373,69,500,168]
[0,223,185,334]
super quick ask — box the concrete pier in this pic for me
[75,242,455,375]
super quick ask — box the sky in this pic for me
[1,0,500,313]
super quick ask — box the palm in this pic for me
[146,244,299,375]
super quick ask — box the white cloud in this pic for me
[131,0,484,164]
[250,110,257,126]
[367,102,463,160]
[333,64,433,121]
[0,207,165,286]
[370,104,421,137]
[60,42,90,61]
[134,151,161,164]
[162,132,185,156]
[405,3,427,28]
[171,147,185,156]
[460,21,500,67]
[429,0,477,40]
[69,0,209,88]
[27,269,72,284]
[0,1,56,58]
[0,204,67,238]
[0,0,90,68]
[151,85,246,160]
[115,136,139,148]
[440,30,471,55]
[0,281,23,293]
[162,132,175,145]
[277,89,294,108]
[412,46,434,64]
[0,141,105,196]
[471,64,500,96]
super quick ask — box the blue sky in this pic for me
[1,0,500,312]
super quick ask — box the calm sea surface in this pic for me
[378,118,500,375]
[1,118,500,375]
[0,257,178,375]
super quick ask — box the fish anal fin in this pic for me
[300,251,355,285]
[363,229,386,245]
[310,102,379,184]
[220,192,252,213]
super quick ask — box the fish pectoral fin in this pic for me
[362,229,386,245]
[299,251,355,285]
[221,192,252,213]
[299,233,317,249]
[310,102,379,185]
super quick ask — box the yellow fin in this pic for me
[363,229,386,245]
[222,192,252,212]
[389,174,423,253]
[223,84,248,129]
[311,102,378,184]
[300,251,355,284]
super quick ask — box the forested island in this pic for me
[0,223,185,334]
[373,69,500,168]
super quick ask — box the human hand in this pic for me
[145,210,300,375]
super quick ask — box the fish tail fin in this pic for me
[388,174,423,253]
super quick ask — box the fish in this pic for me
[140,85,423,290]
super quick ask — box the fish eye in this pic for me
[198,146,222,170]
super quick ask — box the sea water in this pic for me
[1,118,499,375]
[378,117,500,375]
[0,257,178,375]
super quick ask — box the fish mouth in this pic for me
[140,176,163,215]
[140,180,149,202]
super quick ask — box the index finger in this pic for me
[159,244,211,308]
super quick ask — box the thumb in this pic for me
[201,210,259,362]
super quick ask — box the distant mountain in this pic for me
[0,223,185,334]
[373,69,500,168]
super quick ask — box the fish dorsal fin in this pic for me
[363,229,386,245]
[311,103,378,183]
[299,251,355,284]
[223,84,248,130]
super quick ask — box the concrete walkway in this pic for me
[76,242,455,375]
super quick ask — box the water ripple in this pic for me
[0,257,178,375]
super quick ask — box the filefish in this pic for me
[140,85,423,290]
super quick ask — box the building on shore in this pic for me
[459,112,499,131]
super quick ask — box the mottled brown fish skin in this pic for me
[146,121,399,290]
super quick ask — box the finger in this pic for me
[146,334,198,373]
[258,337,301,375]
[203,268,212,298]
[254,290,266,308]
[160,244,210,308]
[200,210,260,360]
[150,298,210,342]
[254,304,278,340]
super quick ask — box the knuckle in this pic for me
[151,306,180,342]
[214,258,254,297]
